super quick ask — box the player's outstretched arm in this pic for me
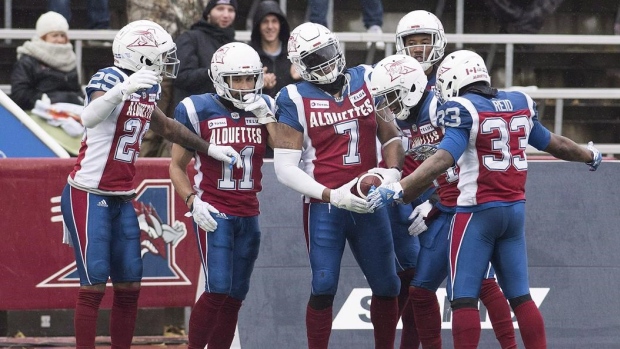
[150,107,241,168]
[367,149,454,211]
[544,134,602,171]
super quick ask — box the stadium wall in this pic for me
[0,159,618,347]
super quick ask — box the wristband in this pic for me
[184,193,196,205]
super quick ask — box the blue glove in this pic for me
[586,141,602,171]
[366,182,403,212]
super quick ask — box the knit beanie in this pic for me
[36,11,69,39]
[203,0,238,19]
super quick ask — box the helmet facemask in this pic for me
[374,87,410,122]
[397,30,445,71]
[292,41,345,84]
[212,71,264,109]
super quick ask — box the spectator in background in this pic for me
[173,0,237,107]
[126,0,209,157]
[11,11,83,110]
[250,0,299,98]
[48,0,110,29]
[484,0,565,34]
[307,0,385,49]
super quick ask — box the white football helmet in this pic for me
[287,22,345,84]
[370,54,428,122]
[209,42,264,109]
[395,11,446,71]
[435,50,491,104]
[113,20,180,78]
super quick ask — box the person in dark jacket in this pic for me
[11,11,83,110]
[173,0,237,107]
[250,0,299,98]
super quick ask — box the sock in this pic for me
[513,300,547,349]
[452,307,481,349]
[370,295,398,349]
[409,286,442,348]
[399,297,420,349]
[479,279,516,349]
[110,288,140,349]
[208,297,243,349]
[306,305,332,349]
[74,289,105,349]
[188,292,228,349]
[397,269,419,349]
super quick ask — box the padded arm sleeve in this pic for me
[81,84,124,128]
[273,148,327,200]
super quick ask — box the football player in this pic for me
[271,22,404,349]
[367,50,602,348]
[169,42,277,349]
[59,20,241,349]
[378,11,517,348]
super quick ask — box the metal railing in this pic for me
[1,29,619,154]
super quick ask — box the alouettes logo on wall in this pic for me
[332,287,550,330]
[39,179,190,288]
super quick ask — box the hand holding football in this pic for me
[351,172,383,199]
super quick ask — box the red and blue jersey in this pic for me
[437,90,551,209]
[276,65,379,190]
[69,67,160,194]
[174,94,270,216]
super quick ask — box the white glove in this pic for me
[244,94,276,124]
[120,67,160,100]
[407,200,433,236]
[368,167,401,185]
[330,178,370,214]
[207,144,242,169]
[184,196,219,232]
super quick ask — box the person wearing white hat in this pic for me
[10,11,83,110]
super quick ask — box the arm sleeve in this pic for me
[437,127,468,165]
[274,148,327,200]
[80,84,123,128]
[528,119,552,150]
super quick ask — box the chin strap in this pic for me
[317,74,346,95]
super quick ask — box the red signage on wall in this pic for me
[0,158,201,310]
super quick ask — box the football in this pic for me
[351,172,383,199]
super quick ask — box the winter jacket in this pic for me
[10,54,83,110]
[250,0,299,97]
[173,19,235,106]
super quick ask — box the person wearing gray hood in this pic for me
[250,0,299,98]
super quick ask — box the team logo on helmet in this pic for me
[212,47,230,64]
[287,33,299,53]
[127,29,160,48]
[384,58,418,82]
[438,65,452,77]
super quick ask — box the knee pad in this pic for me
[508,293,532,310]
[311,269,338,294]
[87,260,111,285]
[370,273,400,297]
[450,297,479,311]
[308,294,335,310]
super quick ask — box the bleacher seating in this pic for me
[0,0,618,144]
